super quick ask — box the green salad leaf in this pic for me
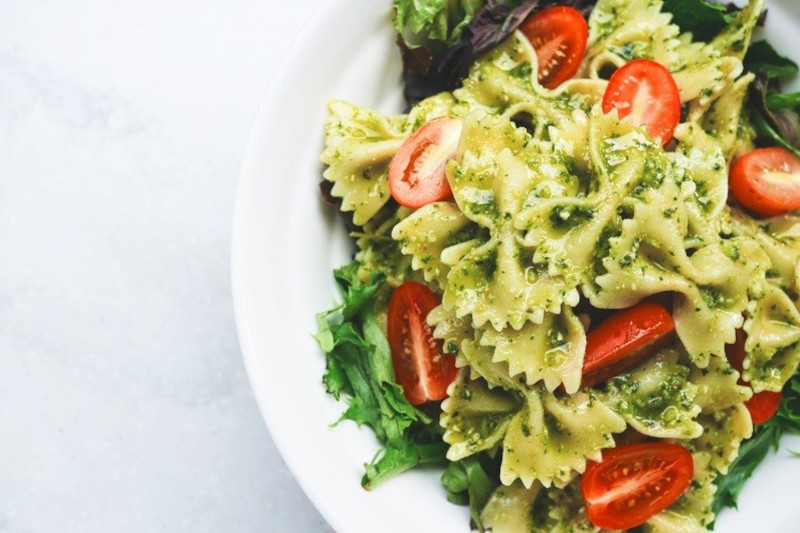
[712,373,800,523]
[749,73,800,159]
[742,39,800,160]
[744,40,799,80]
[315,261,449,488]
[662,0,737,43]
[442,457,498,530]
[766,91,800,111]
[394,0,485,51]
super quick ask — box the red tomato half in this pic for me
[602,59,681,146]
[388,117,462,209]
[581,301,676,389]
[519,6,588,89]
[729,147,800,216]
[726,329,783,424]
[582,442,694,530]
[387,282,457,405]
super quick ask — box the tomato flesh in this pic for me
[388,117,462,209]
[387,282,457,405]
[519,6,588,89]
[729,147,800,216]
[726,329,783,424]
[581,301,676,389]
[581,442,694,530]
[602,59,681,146]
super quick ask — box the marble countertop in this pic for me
[1,0,333,531]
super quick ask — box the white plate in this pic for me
[232,1,800,531]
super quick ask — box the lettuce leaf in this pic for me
[749,73,800,159]
[442,457,498,530]
[712,372,800,522]
[766,91,800,111]
[394,0,485,52]
[661,0,738,42]
[315,261,448,488]
[742,39,800,159]
[744,40,799,80]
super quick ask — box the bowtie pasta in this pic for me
[318,0,800,530]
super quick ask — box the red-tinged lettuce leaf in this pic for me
[469,0,594,54]
[750,72,800,158]
[401,38,474,104]
[401,0,596,105]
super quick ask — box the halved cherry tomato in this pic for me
[519,6,588,89]
[387,282,457,405]
[729,147,800,216]
[602,59,681,146]
[581,301,675,389]
[726,329,783,424]
[745,389,783,425]
[388,117,462,209]
[582,442,694,530]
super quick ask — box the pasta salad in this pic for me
[314,0,800,530]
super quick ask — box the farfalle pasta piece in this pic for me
[691,403,753,475]
[598,347,703,440]
[391,201,484,290]
[321,100,408,225]
[585,0,763,126]
[689,353,752,413]
[432,295,586,393]
[442,113,580,330]
[480,307,586,394]
[428,304,473,358]
[321,94,456,226]
[481,482,545,533]
[744,283,800,392]
[460,337,521,390]
[482,479,598,533]
[455,31,598,150]
[441,372,521,460]
[353,206,416,286]
[581,109,766,365]
[585,0,681,73]
[499,387,626,489]
[731,211,800,293]
[442,376,626,489]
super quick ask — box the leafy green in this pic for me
[745,40,800,159]
[766,91,800,111]
[712,372,800,522]
[315,261,448,488]
[744,40,799,80]
[662,0,737,43]
[442,457,498,530]
[363,428,449,488]
[749,73,800,158]
[393,0,485,51]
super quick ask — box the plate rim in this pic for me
[230,0,352,531]
[231,1,800,532]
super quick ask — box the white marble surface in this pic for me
[0,0,333,531]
